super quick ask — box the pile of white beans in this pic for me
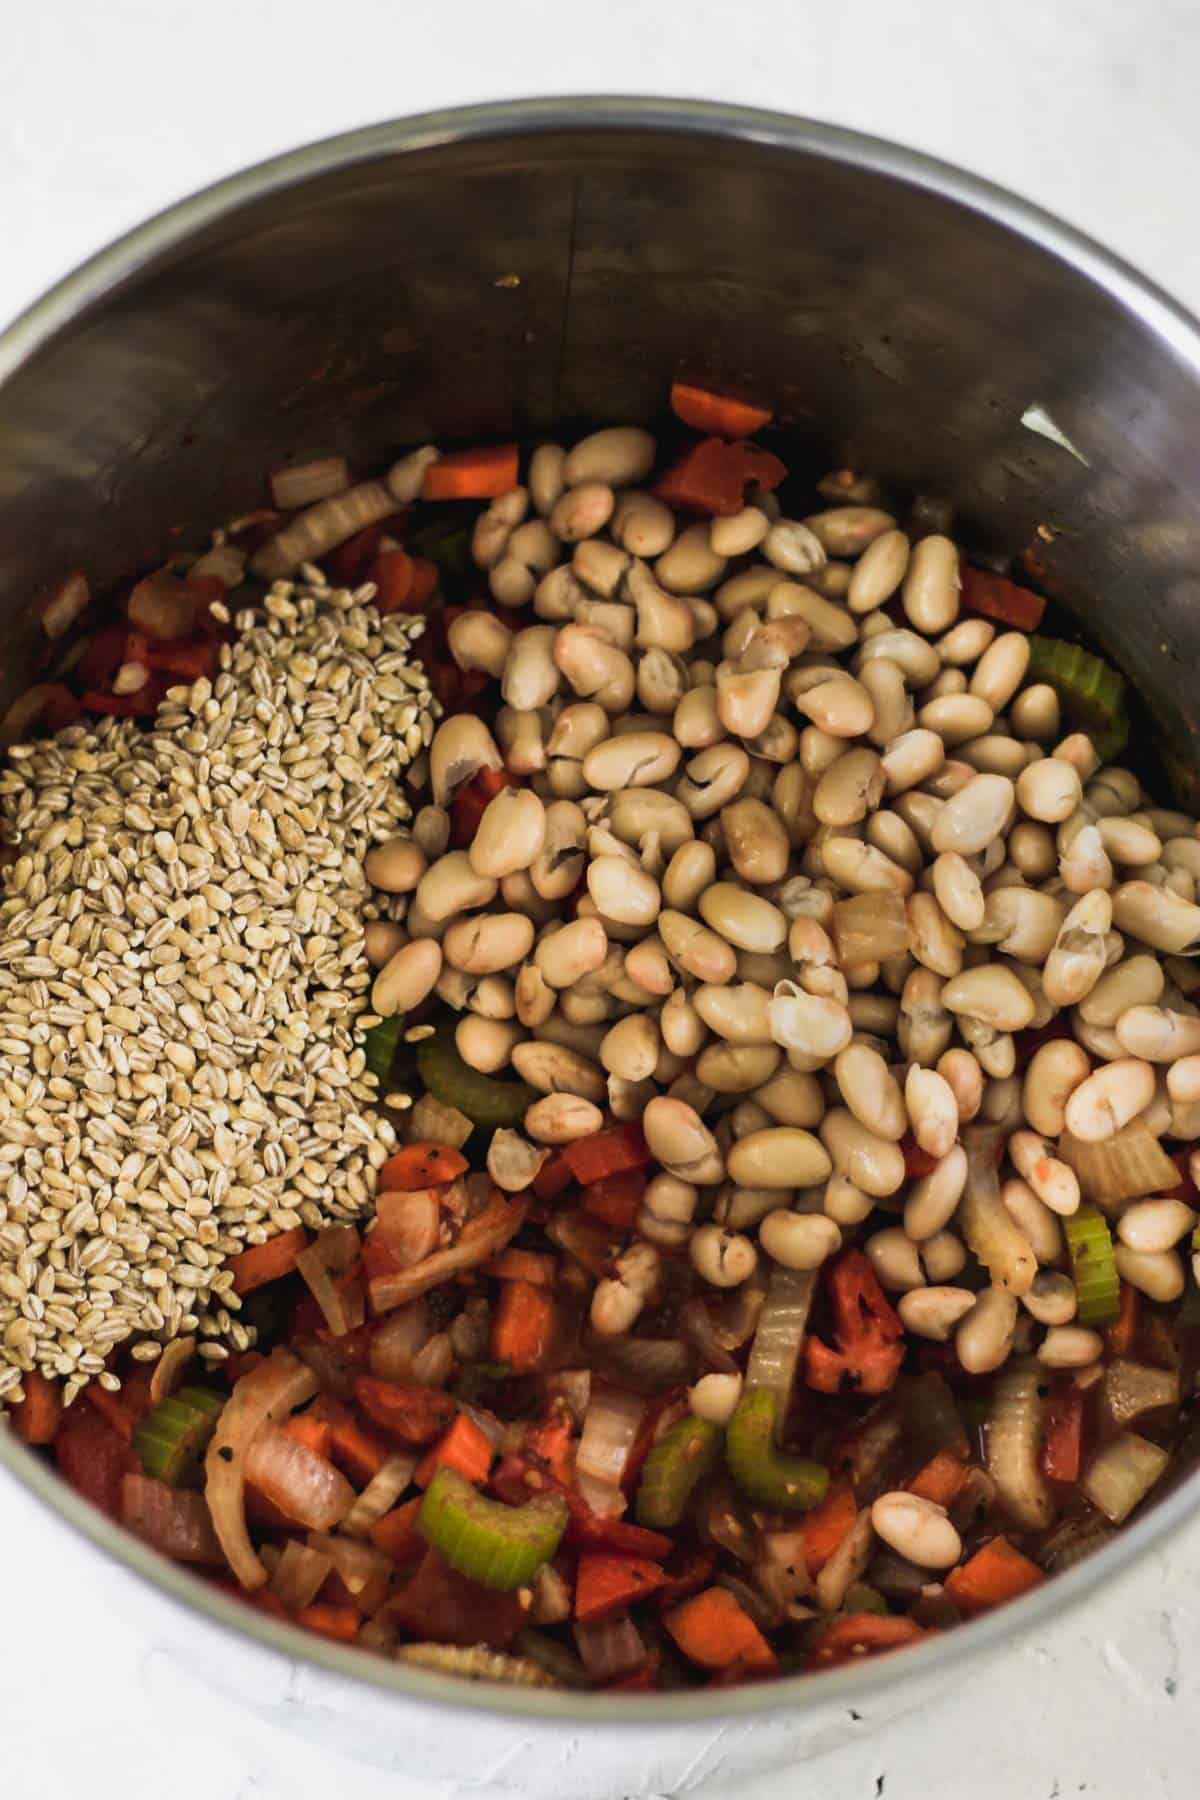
[359,425,1200,1386]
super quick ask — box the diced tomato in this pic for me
[580,1170,646,1232]
[532,1152,574,1203]
[563,1490,674,1560]
[734,440,788,493]
[900,1133,940,1180]
[575,1552,667,1623]
[562,1123,651,1188]
[385,1547,525,1647]
[1040,1384,1084,1483]
[805,1249,905,1396]
[653,437,747,517]
[959,563,1046,633]
[451,766,522,848]
[807,1613,928,1668]
[353,1376,458,1445]
[55,1402,131,1518]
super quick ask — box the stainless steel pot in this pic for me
[2,96,1198,1797]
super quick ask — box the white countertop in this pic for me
[4,2,1200,1795]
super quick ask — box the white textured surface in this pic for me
[3,1,1200,1794]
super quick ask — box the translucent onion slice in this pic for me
[1082,1431,1170,1523]
[340,1451,418,1538]
[204,1350,319,1590]
[243,1425,356,1530]
[577,1387,646,1489]
[962,1127,1037,1296]
[745,1263,817,1439]
[270,1539,333,1610]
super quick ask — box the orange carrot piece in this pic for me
[415,1413,494,1488]
[575,1552,667,1623]
[314,1398,393,1485]
[369,1495,424,1562]
[561,1122,651,1187]
[482,1248,557,1286]
[422,444,519,502]
[10,1370,63,1445]
[227,1225,309,1296]
[670,382,772,439]
[944,1536,1044,1615]
[532,1150,573,1202]
[282,1414,334,1460]
[664,1586,778,1672]
[83,1383,139,1444]
[796,1480,858,1577]
[653,438,747,517]
[908,1450,969,1509]
[378,1142,469,1192]
[1105,1281,1139,1357]
[295,1602,361,1643]
[490,1279,557,1374]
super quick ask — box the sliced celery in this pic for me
[134,1385,226,1485]
[417,1466,567,1591]
[416,1033,536,1129]
[1063,1204,1120,1326]
[361,1014,404,1088]
[1026,636,1128,762]
[635,1415,722,1529]
[724,1389,829,1513]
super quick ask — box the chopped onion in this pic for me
[529,1562,572,1626]
[269,455,352,512]
[547,1369,592,1425]
[1060,1120,1180,1207]
[814,1507,873,1613]
[409,1331,454,1387]
[296,1224,363,1336]
[127,569,197,641]
[204,1350,319,1590]
[148,1334,196,1406]
[1082,1431,1171,1523]
[296,1248,352,1337]
[188,544,246,588]
[545,1209,619,1278]
[120,1474,224,1565]
[244,1425,357,1531]
[577,1386,645,1490]
[682,1298,740,1375]
[293,1336,357,1399]
[341,1451,418,1538]
[573,1613,646,1682]
[377,1189,441,1266]
[368,1298,431,1380]
[515,1626,589,1686]
[39,570,90,639]
[271,1539,333,1610]
[408,1092,474,1150]
[986,1359,1054,1529]
[962,1127,1037,1296]
[575,1470,628,1520]
[358,1616,400,1655]
[308,1531,394,1614]
[368,1193,529,1313]
[745,1264,816,1434]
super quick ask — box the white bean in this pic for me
[898,1285,977,1342]
[1113,1245,1185,1303]
[871,1492,962,1570]
[1117,1200,1196,1253]
[956,1286,1018,1374]
[1037,1326,1104,1369]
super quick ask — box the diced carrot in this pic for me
[369,1495,424,1562]
[1040,1385,1084,1484]
[563,1491,674,1560]
[227,1225,309,1296]
[371,549,417,613]
[1105,1281,1139,1357]
[670,382,773,439]
[491,1279,557,1373]
[908,1449,969,1509]
[522,1409,576,1488]
[378,1142,468,1192]
[807,1613,927,1668]
[959,564,1046,632]
[664,1587,778,1672]
[796,1480,858,1577]
[653,437,747,517]
[10,1371,63,1445]
[353,1376,458,1445]
[482,1247,557,1286]
[580,1170,646,1232]
[295,1602,361,1643]
[422,444,519,502]
[282,1414,334,1460]
[314,1398,393,1485]
[532,1150,573,1202]
[562,1122,651,1187]
[575,1552,668,1623]
[944,1536,1044,1615]
[415,1413,494,1488]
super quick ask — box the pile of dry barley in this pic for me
[0,571,438,1405]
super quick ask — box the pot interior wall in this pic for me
[2,122,1198,757]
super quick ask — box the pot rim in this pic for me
[2,93,1198,1728]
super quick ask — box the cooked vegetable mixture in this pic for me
[4,385,1200,1693]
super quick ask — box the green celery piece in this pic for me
[416,1032,536,1129]
[724,1388,829,1513]
[418,1466,568,1591]
[635,1415,722,1529]
[1063,1204,1121,1326]
[1026,636,1128,763]
[134,1386,226,1485]
[361,1014,404,1088]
